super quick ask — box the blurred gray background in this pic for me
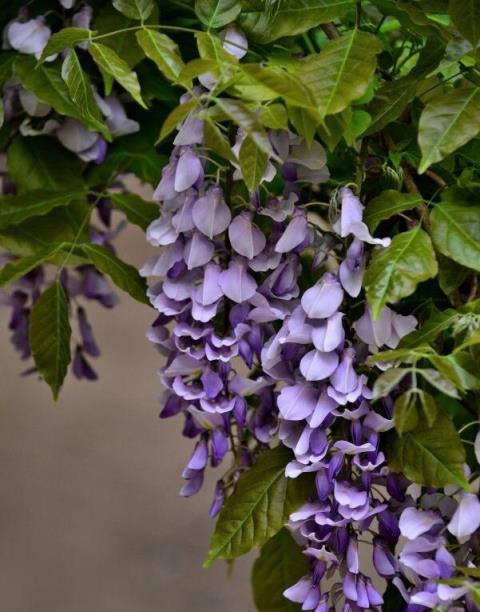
[0,216,253,612]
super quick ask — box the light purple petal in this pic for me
[183,232,214,269]
[218,259,257,303]
[146,214,178,247]
[354,305,393,347]
[192,186,231,238]
[447,493,480,539]
[300,349,339,381]
[277,383,317,420]
[311,312,345,352]
[330,348,358,394]
[399,507,442,540]
[301,273,343,319]
[174,147,203,192]
[221,26,248,59]
[228,213,266,259]
[308,391,337,428]
[275,214,308,253]
[193,263,223,305]
[8,18,51,58]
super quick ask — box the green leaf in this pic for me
[112,0,154,20]
[0,245,65,288]
[135,29,184,82]
[430,204,480,272]
[449,0,480,47]
[289,106,323,147]
[215,98,275,158]
[203,120,236,161]
[365,227,438,318]
[109,193,158,231]
[61,49,110,138]
[259,104,288,130]
[239,0,355,43]
[438,256,470,297]
[157,98,198,143]
[365,76,418,136]
[94,4,154,70]
[298,30,381,118]
[29,281,72,400]
[251,529,309,612]
[372,367,410,399]
[418,368,461,398]
[365,190,424,231]
[418,87,480,173]
[40,27,93,61]
[240,64,317,110]
[195,0,241,28]
[14,56,85,122]
[419,391,438,427]
[429,352,480,391]
[80,244,149,305]
[7,136,85,193]
[0,204,90,259]
[204,446,311,566]
[388,412,469,489]
[400,308,459,348]
[88,42,146,107]
[0,189,86,229]
[394,392,419,434]
[239,135,269,192]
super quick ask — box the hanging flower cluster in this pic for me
[0,4,140,382]
[144,76,480,607]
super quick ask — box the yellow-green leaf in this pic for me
[88,42,146,107]
[298,29,381,118]
[365,227,438,318]
[135,29,184,81]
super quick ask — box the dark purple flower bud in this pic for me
[210,429,228,467]
[72,346,98,380]
[179,468,204,497]
[77,307,100,357]
[233,396,247,427]
[315,469,331,501]
[209,481,225,518]
[187,438,208,471]
[159,394,183,419]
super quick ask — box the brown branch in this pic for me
[425,169,448,189]
[321,23,340,39]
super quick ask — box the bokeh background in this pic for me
[0,207,254,611]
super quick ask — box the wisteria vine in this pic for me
[1,1,480,610]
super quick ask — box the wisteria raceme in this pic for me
[143,76,480,607]
[1,3,480,611]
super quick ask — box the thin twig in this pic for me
[321,23,340,39]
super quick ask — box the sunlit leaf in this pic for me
[89,42,146,107]
[195,0,241,28]
[135,29,184,81]
[388,413,469,489]
[112,0,154,21]
[418,87,480,173]
[299,30,381,118]
[365,190,424,231]
[365,227,438,318]
[240,0,355,43]
[61,49,110,138]
[430,203,480,272]
[40,27,93,61]
[239,135,269,192]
